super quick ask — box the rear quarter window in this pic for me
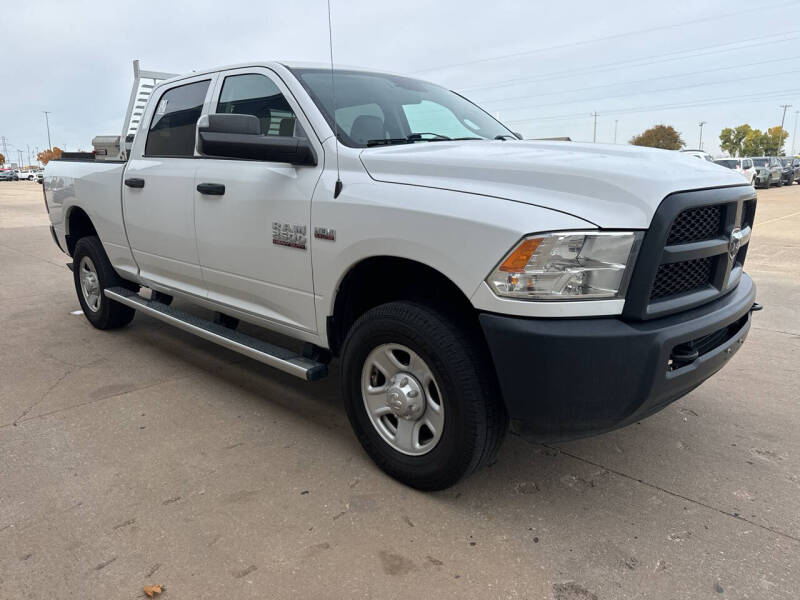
[145,80,211,157]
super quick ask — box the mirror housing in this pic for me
[196,114,316,166]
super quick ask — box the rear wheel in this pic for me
[341,301,507,490]
[73,236,136,329]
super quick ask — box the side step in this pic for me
[104,287,327,381]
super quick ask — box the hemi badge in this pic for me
[314,227,336,241]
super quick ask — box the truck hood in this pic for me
[359,140,748,229]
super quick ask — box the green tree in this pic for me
[719,124,752,157]
[763,126,789,156]
[741,129,764,156]
[629,124,685,150]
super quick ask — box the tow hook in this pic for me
[750,302,763,312]
[671,342,699,366]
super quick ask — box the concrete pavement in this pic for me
[0,180,798,599]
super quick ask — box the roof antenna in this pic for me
[327,0,343,199]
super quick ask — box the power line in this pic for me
[482,68,800,114]
[414,0,797,74]
[473,55,800,107]
[459,31,800,94]
[506,87,800,125]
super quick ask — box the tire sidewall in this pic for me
[341,304,486,487]
[72,236,132,329]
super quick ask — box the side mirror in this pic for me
[196,113,316,166]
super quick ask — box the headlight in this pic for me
[487,231,642,300]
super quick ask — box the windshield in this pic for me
[290,68,515,148]
[715,159,738,169]
[752,158,768,167]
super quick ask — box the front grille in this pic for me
[666,205,722,245]
[650,257,713,300]
[622,187,756,320]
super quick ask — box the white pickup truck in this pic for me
[44,61,759,490]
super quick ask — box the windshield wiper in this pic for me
[408,132,451,141]
[366,138,414,147]
[366,133,484,147]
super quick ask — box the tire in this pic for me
[73,236,136,330]
[341,301,507,490]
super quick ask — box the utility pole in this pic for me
[42,111,52,150]
[0,136,8,163]
[792,110,799,156]
[779,104,792,155]
[591,111,599,143]
[698,121,707,151]
[613,119,618,144]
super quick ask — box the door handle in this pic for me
[124,178,145,188]
[197,183,225,196]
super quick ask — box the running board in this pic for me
[104,287,327,381]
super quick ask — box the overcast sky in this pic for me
[1,0,798,164]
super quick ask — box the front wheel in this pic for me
[341,301,507,490]
[73,236,136,329]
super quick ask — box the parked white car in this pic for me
[680,149,715,162]
[16,170,37,180]
[714,157,756,185]
[43,61,759,489]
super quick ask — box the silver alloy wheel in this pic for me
[79,256,101,312]
[361,343,445,456]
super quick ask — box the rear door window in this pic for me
[145,80,211,157]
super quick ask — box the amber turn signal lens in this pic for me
[498,238,542,272]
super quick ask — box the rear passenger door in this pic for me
[123,75,216,296]
[193,68,323,333]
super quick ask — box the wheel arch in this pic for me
[64,205,98,256]
[327,255,482,356]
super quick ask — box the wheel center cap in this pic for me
[385,373,425,420]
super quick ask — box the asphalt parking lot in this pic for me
[0,180,798,599]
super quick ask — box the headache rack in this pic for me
[92,60,178,161]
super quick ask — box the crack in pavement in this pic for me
[0,240,68,269]
[1,373,195,430]
[12,367,74,426]
[547,445,800,545]
[751,325,800,338]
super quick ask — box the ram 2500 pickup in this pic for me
[44,62,759,490]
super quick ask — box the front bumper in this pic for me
[480,273,757,442]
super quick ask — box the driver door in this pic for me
[193,68,323,332]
